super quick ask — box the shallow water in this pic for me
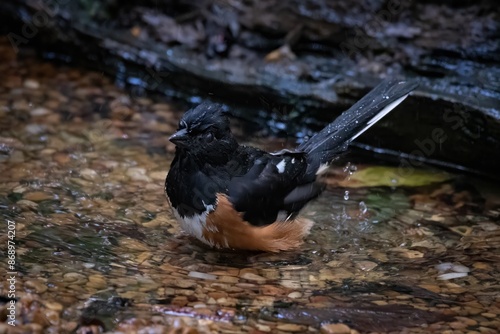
[1,43,499,334]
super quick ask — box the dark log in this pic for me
[1,0,499,177]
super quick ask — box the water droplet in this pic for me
[344,190,350,201]
[359,201,367,214]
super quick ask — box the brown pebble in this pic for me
[276,323,307,332]
[241,272,267,283]
[449,321,467,330]
[63,272,87,283]
[254,324,271,332]
[44,301,64,312]
[25,279,48,293]
[455,316,478,326]
[23,191,55,202]
[87,274,107,290]
[17,199,39,210]
[321,323,352,334]
[171,296,188,307]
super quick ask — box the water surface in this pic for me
[1,43,499,334]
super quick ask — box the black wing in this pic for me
[226,147,322,226]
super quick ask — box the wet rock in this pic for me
[63,272,87,283]
[287,292,302,299]
[240,272,267,283]
[80,168,100,181]
[44,301,64,312]
[321,323,353,334]
[126,167,152,182]
[17,199,39,210]
[276,323,307,332]
[255,323,272,332]
[25,279,48,293]
[188,271,217,280]
[30,107,52,117]
[149,171,166,181]
[24,79,40,89]
[23,191,56,202]
[87,275,107,290]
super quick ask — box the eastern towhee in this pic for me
[165,79,418,252]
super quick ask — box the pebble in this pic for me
[188,271,217,280]
[149,171,166,180]
[25,279,48,293]
[473,262,492,270]
[287,292,302,299]
[87,274,107,289]
[126,167,152,182]
[280,280,301,289]
[438,272,468,280]
[240,272,267,283]
[16,199,39,209]
[24,79,40,89]
[171,279,197,289]
[276,323,307,332]
[63,272,87,283]
[219,276,239,284]
[44,301,64,312]
[30,107,52,116]
[80,168,100,181]
[23,191,55,202]
[320,323,352,334]
[52,152,71,165]
[255,324,272,332]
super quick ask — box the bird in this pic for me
[165,79,418,252]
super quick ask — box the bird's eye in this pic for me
[204,131,214,143]
[179,120,187,129]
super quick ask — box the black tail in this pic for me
[299,79,418,176]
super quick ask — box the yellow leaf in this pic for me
[335,166,452,188]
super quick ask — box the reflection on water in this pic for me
[0,42,499,333]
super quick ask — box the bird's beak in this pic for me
[169,128,190,147]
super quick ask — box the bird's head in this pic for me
[169,101,238,163]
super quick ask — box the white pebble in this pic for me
[188,271,217,280]
[24,79,40,89]
[30,107,51,116]
[437,272,468,280]
[435,262,453,273]
[126,167,151,182]
[451,263,470,273]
